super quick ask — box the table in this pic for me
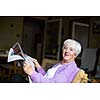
[0,54,17,79]
[0,53,26,81]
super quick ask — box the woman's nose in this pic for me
[65,48,69,52]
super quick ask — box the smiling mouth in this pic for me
[64,52,69,56]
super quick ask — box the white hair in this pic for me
[62,39,82,57]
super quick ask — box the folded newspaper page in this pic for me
[7,42,35,83]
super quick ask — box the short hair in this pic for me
[62,39,82,57]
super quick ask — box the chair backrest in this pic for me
[72,69,88,83]
[80,48,99,72]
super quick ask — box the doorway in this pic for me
[22,17,45,63]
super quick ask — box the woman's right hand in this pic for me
[23,61,34,76]
[32,58,41,69]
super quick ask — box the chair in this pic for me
[80,48,99,77]
[0,63,14,80]
[0,61,24,80]
[95,65,100,77]
[92,65,100,82]
[72,69,88,83]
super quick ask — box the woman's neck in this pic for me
[61,59,74,64]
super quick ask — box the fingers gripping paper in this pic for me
[7,42,35,83]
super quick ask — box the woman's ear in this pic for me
[74,53,77,58]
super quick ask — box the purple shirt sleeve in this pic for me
[37,67,46,75]
[30,61,80,83]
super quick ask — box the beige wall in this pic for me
[0,17,23,50]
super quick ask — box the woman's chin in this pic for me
[63,57,69,61]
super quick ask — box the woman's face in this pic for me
[62,44,76,63]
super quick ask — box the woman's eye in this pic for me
[70,48,73,51]
[64,47,67,50]
[64,47,66,49]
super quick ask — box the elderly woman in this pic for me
[23,39,82,83]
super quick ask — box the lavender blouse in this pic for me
[30,61,80,83]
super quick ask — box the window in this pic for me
[72,22,89,49]
[43,19,62,60]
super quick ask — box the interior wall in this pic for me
[0,16,23,50]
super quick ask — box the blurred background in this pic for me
[0,16,100,82]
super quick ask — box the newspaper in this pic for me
[7,42,35,83]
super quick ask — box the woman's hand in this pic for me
[32,58,41,69]
[23,61,34,76]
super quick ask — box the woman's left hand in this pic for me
[32,58,41,69]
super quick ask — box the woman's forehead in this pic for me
[64,44,76,48]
